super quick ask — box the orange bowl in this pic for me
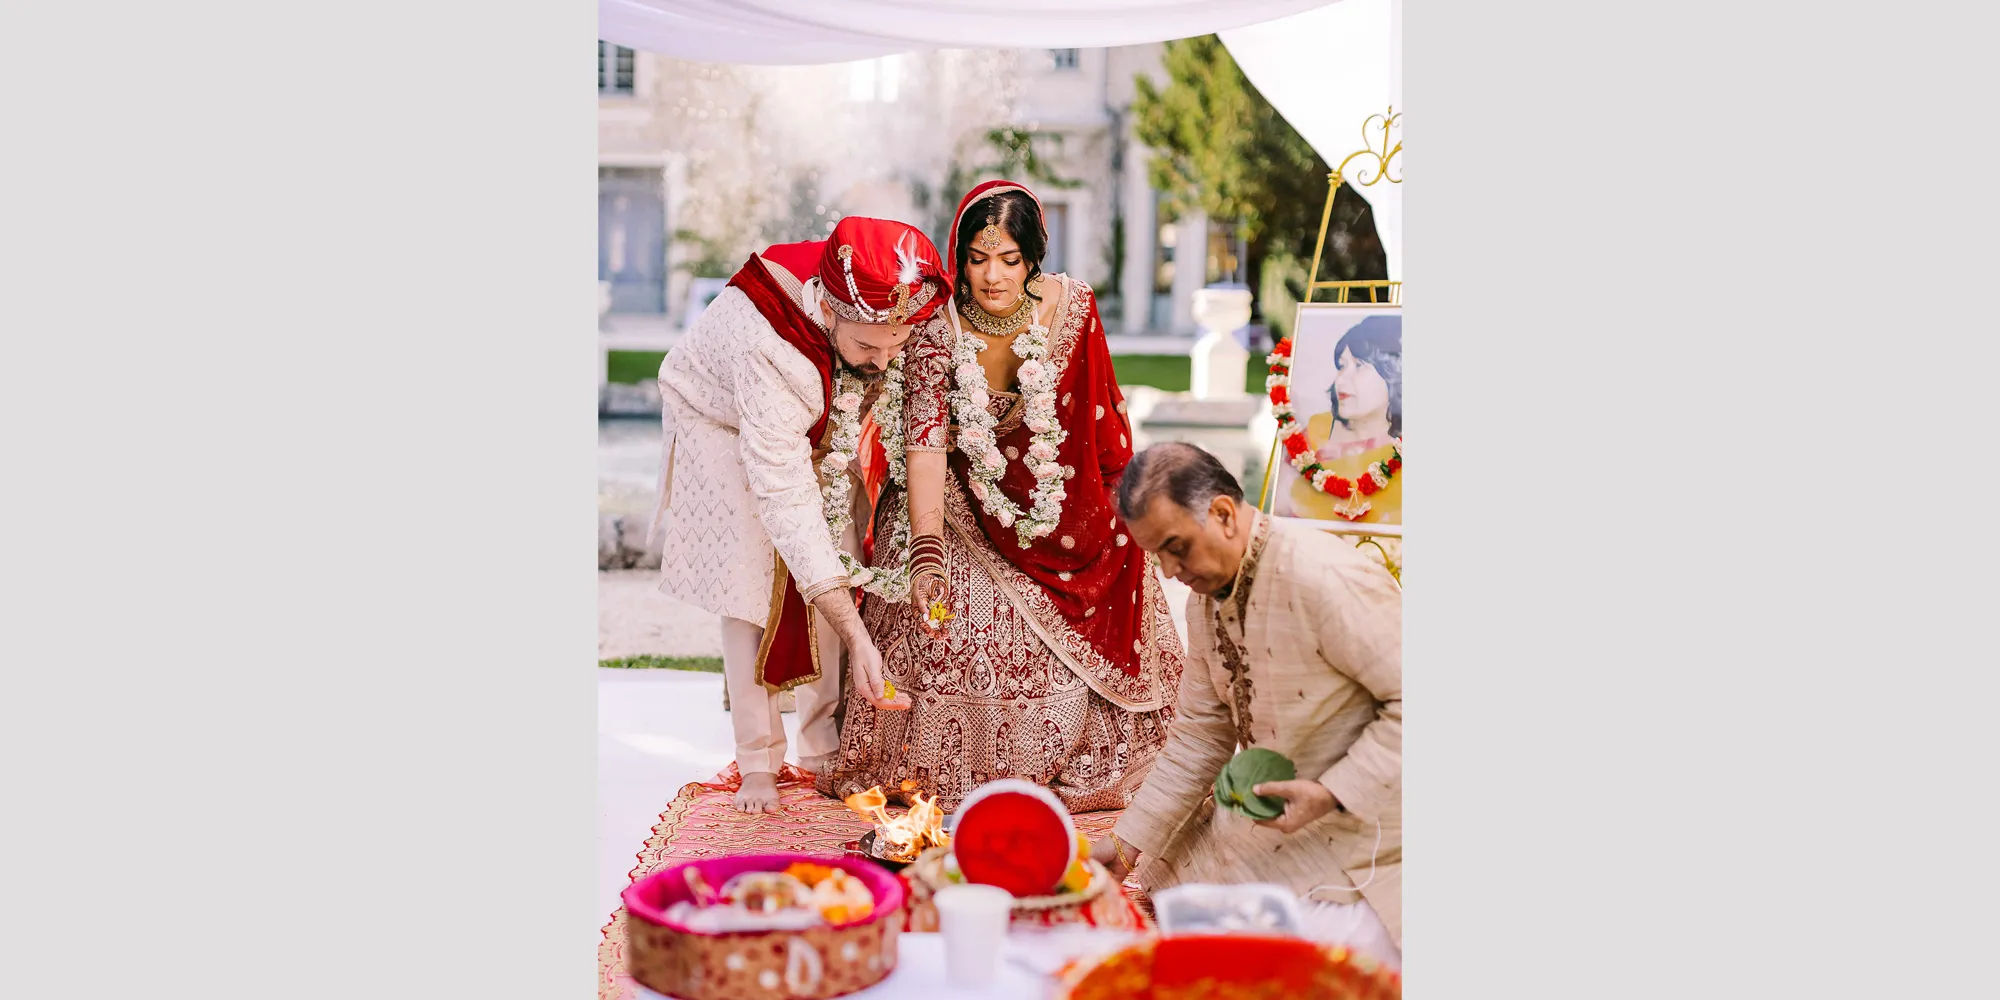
[1054,934,1400,1000]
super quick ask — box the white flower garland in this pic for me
[949,316,1070,549]
[820,358,916,600]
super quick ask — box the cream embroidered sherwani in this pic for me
[651,281,850,619]
[649,274,856,773]
[1114,512,1403,948]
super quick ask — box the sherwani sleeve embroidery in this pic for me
[731,338,847,596]
[1114,595,1235,858]
[1311,559,1403,822]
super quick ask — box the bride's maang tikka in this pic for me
[978,213,1006,252]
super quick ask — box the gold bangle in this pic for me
[1113,835,1131,871]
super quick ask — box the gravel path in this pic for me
[598,570,724,659]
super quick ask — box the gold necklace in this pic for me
[960,292,1032,339]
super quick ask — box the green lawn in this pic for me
[609,350,1269,395]
[1107,355,1269,395]
[608,350,669,386]
[598,655,724,672]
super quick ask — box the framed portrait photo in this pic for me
[1265,303,1402,529]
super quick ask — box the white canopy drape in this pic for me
[598,0,1341,65]
[1220,0,1401,279]
[597,0,1401,277]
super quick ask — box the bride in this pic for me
[815,180,1186,813]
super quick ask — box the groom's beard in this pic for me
[837,359,886,382]
[827,329,885,382]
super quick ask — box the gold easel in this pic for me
[1304,106,1403,307]
[1256,107,1404,582]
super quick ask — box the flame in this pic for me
[843,782,951,862]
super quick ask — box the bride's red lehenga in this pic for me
[816,182,1186,813]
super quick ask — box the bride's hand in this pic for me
[909,572,950,636]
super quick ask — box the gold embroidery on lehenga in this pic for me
[815,280,1183,812]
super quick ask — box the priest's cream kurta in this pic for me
[651,278,850,621]
[1114,513,1403,945]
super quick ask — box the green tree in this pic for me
[1132,35,1385,335]
[980,127,1083,192]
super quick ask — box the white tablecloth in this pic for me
[635,929,1141,1000]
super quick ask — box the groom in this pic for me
[649,217,941,813]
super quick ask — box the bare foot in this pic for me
[734,771,781,814]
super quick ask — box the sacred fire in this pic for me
[842,781,950,863]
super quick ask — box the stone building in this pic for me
[597,41,1242,339]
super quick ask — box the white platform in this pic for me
[598,667,797,920]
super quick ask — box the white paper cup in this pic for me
[933,883,1013,986]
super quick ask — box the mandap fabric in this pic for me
[598,0,1342,66]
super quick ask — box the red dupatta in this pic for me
[959,280,1145,677]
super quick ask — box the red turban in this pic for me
[815,217,949,326]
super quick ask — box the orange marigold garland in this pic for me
[1265,337,1401,521]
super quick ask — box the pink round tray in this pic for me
[622,854,907,1000]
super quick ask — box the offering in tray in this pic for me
[622,854,909,1000]
[783,862,876,924]
[663,900,825,933]
[661,862,880,932]
[1153,883,1305,937]
[719,871,812,914]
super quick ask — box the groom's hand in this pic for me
[811,587,910,710]
[847,635,911,711]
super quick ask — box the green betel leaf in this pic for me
[1219,747,1296,819]
[1246,786,1289,819]
[1213,763,1240,808]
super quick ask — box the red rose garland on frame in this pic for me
[1266,337,1402,521]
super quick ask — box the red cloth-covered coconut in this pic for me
[949,779,1077,898]
[894,779,1152,934]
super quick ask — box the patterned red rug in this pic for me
[598,765,1140,1000]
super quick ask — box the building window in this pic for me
[1206,220,1246,285]
[600,167,666,314]
[1151,195,1178,331]
[1051,49,1080,71]
[599,41,635,95]
[1042,202,1070,275]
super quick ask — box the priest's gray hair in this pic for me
[1117,442,1244,525]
